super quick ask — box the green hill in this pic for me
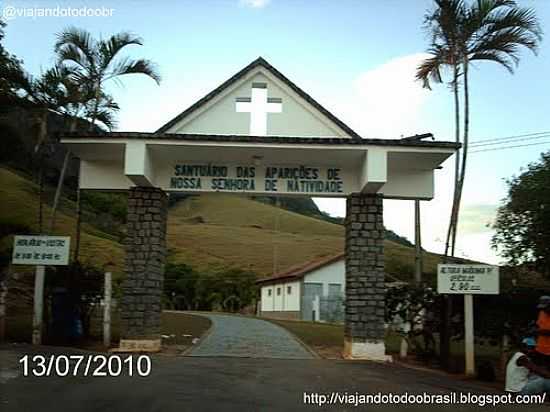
[1,166,444,280]
[0,168,125,274]
[167,193,343,275]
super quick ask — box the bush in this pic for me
[164,263,258,312]
[81,192,127,222]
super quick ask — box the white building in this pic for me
[257,253,345,322]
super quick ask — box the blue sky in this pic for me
[3,0,550,263]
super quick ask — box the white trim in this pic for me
[61,138,456,155]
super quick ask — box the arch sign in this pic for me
[60,57,459,360]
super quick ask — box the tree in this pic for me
[41,65,120,233]
[54,27,161,260]
[386,284,440,359]
[416,0,463,259]
[417,0,542,258]
[0,19,28,110]
[54,27,160,127]
[492,151,550,276]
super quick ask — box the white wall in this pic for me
[304,259,345,296]
[168,70,350,138]
[284,281,300,311]
[260,281,300,312]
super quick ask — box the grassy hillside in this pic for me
[0,168,125,275]
[167,194,344,275]
[1,166,446,280]
[167,194,449,278]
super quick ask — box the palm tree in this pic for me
[416,0,464,259]
[54,27,161,260]
[44,67,120,234]
[54,27,160,128]
[417,0,542,258]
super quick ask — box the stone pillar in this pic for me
[344,193,391,361]
[119,187,168,352]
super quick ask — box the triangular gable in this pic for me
[156,57,360,139]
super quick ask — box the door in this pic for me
[302,283,323,321]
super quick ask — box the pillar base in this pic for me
[343,338,392,362]
[116,339,162,352]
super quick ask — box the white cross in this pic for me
[236,83,282,136]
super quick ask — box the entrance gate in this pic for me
[60,57,458,359]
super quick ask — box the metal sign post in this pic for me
[437,264,499,377]
[464,294,475,376]
[32,265,45,345]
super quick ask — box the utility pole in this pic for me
[414,200,423,283]
[103,271,112,348]
[273,198,281,275]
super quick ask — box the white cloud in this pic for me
[239,0,271,8]
[313,51,500,264]
[333,53,432,139]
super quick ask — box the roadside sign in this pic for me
[437,263,500,377]
[12,235,71,266]
[437,264,499,295]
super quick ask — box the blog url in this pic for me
[303,391,546,407]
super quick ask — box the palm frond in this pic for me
[55,44,92,74]
[55,26,97,69]
[469,51,515,73]
[99,32,143,69]
[416,56,443,90]
[464,0,542,72]
[92,109,118,131]
[105,57,161,84]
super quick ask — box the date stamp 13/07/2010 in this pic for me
[19,354,152,377]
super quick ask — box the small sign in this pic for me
[12,235,70,266]
[437,264,499,295]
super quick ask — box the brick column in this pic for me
[344,193,390,361]
[119,187,168,352]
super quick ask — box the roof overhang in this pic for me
[60,132,459,200]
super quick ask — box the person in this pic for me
[505,337,550,395]
[535,296,550,367]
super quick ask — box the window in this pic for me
[287,286,292,295]
[277,287,281,296]
[267,289,272,297]
[329,283,342,296]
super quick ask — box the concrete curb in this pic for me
[180,312,215,356]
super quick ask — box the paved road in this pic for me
[1,345,541,411]
[188,313,314,359]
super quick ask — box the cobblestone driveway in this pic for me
[188,313,314,359]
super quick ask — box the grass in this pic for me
[1,166,452,280]
[160,311,212,346]
[167,193,450,278]
[167,194,344,275]
[267,318,344,358]
[0,168,125,276]
[268,318,503,367]
[266,318,404,358]
[7,310,211,349]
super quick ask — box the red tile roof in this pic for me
[256,252,345,285]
